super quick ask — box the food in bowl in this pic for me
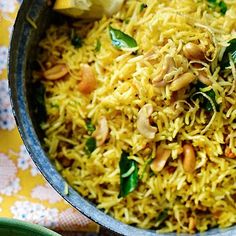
[32,0,236,233]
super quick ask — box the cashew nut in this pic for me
[153,55,175,86]
[183,144,196,173]
[78,64,97,94]
[170,72,195,91]
[183,42,205,61]
[92,116,109,146]
[150,146,171,173]
[43,64,68,80]
[137,104,157,139]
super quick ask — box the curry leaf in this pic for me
[220,39,236,69]
[218,1,227,14]
[109,26,137,50]
[119,151,139,198]
[192,82,220,112]
[208,0,227,15]
[85,137,96,154]
[86,119,96,134]
[71,29,83,48]
[140,3,147,12]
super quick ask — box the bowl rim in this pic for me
[8,1,236,236]
[0,217,60,236]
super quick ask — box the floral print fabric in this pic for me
[0,0,98,233]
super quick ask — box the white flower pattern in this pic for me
[0,46,8,74]
[11,201,59,228]
[0,178,21,196]
[31,183,62,204]
[0,79,16,130]
[17,145,40,176]
[0,0,17,13]
[0,153,21,195]
[0,153,17,187]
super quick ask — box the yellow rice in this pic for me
[34,0,236,233]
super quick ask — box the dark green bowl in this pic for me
[0,218,60,236]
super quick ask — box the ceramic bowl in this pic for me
[8,1,236,236]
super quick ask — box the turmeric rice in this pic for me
[33,0,236,233]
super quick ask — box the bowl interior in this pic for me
[8,1,236,236]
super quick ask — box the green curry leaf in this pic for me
[192,82,220,112]
[208,0,227,15]
[109,26,137,50]
[119,151,139,198]
[85,137,96,154]
[86,119,96,134]
[71,29,83,48]
[140,3,148,12]
[218,1,227,14]
[220,39,236,69]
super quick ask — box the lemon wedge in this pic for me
[53,0,125,19]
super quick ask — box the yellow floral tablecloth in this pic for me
[0,0,98,233]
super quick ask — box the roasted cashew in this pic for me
[183,42,205,61]
[43,64,68,80]
[78,64,97,94]
[150,146,171,173]
[92,116,109,146]
[170,72,195,91]
[137,104,157,139]
[183,144,196,173]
